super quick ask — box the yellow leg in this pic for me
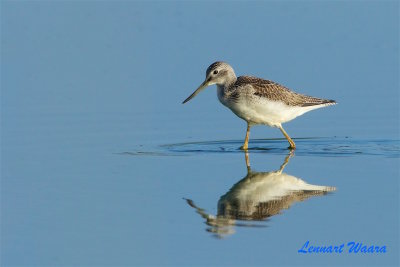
[278,125,296,149]
[244,152,251,173]
[278,151,294,173]
[240,123,250,150]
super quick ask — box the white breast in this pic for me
[217,85,323,127]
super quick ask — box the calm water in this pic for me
[1,1,399,266]
[2,111,399,266]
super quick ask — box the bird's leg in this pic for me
[244,151,251,173]
[278,151,294,173]
[240,123,250,150]
[278,125,296,149]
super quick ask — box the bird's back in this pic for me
[233,76,336,107]
[218,75,336,126]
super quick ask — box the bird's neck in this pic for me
[217,72,237,103]
[220,72,237,89]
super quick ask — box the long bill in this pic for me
[182,80,209,104]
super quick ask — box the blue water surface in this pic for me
[1,1,399,266]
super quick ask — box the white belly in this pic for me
[218,89,320,127]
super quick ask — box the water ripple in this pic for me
[121,137,400,158]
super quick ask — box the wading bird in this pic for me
[183,62,336,149]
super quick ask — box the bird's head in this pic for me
[182,61,236,104]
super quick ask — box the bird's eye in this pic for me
[213,70,219,75]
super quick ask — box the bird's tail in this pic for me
[301,98,337,107]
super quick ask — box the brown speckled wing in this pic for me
[219,189,332,220]
[235,76,336,107]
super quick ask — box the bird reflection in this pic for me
[185,152,335,238]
